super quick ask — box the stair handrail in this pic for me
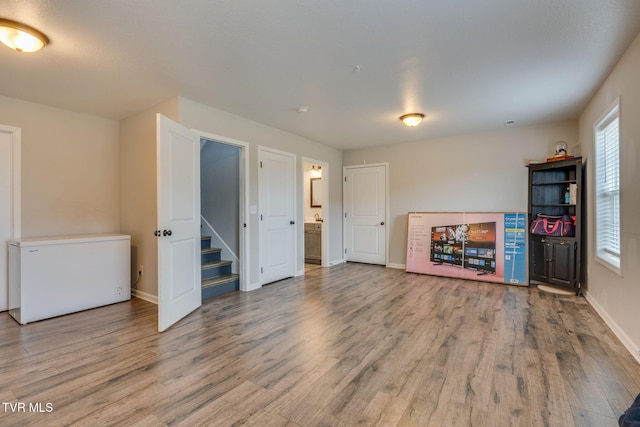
[200,215,239,272]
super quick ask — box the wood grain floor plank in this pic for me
[242,410,301,427]
[30,370,159,426]
[176,380,276,426]
[0,263,638,426]
[358,391,409,427]
[523,291,576,426]
[572,407,619,427]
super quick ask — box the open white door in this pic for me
[344,164,387,265]
[259,147,296,284]
[157,114,201,332]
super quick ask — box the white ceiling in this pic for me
[2,0,640,150]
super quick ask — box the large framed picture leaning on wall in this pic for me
[406,212,527,286]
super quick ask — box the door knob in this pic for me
[290,220,295,225]
[380,221,385,226]
[154,230,161,237]
[163,229,172,236]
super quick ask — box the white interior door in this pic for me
[157,114,201,332]
[259,147,296,284]
[344,164,387,265]
[0,125,20,312]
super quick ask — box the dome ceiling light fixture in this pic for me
[0,18,49,52]
[399,113,425,127]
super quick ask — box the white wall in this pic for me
[343,120,578,267]
[119,98,179,301]
[0,95,120,237]
[578,31,640,362]
[177,97,344,286]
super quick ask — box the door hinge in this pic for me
[260,214,263,221]
[260,161,263,168]
[344,212,347,218]
[261,267,263,274]
[344,176,347,182]
[345,248,347,254]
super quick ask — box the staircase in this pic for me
[201,236,239,300]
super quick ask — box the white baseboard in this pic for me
[387,263,406,270]
[242,281,262,292]
[295,269,305,277]
[584,290,640,365]
[132,289,157,305]
[329,258,345,266]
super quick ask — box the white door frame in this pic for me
[302,157,330,268]
[0,124,21,312]
[343,163,389,266]
[194,129,251,292]
[258,146,297,285]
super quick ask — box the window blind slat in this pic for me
[595,105,621,267]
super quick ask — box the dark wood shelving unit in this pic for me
[527,157,583,294]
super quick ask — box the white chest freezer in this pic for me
[8,234,131,324]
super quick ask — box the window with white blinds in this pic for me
[594,101,621,271]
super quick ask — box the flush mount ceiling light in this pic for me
[399,113,425,127]
[0,18,49,52]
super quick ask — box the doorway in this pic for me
[197,130,249,294]
[0,124,21,312]
[303,159,328,269]
[200,139,241,299]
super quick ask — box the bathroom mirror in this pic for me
[310,178,322,208]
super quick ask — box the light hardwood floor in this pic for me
[1,263,639,426]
